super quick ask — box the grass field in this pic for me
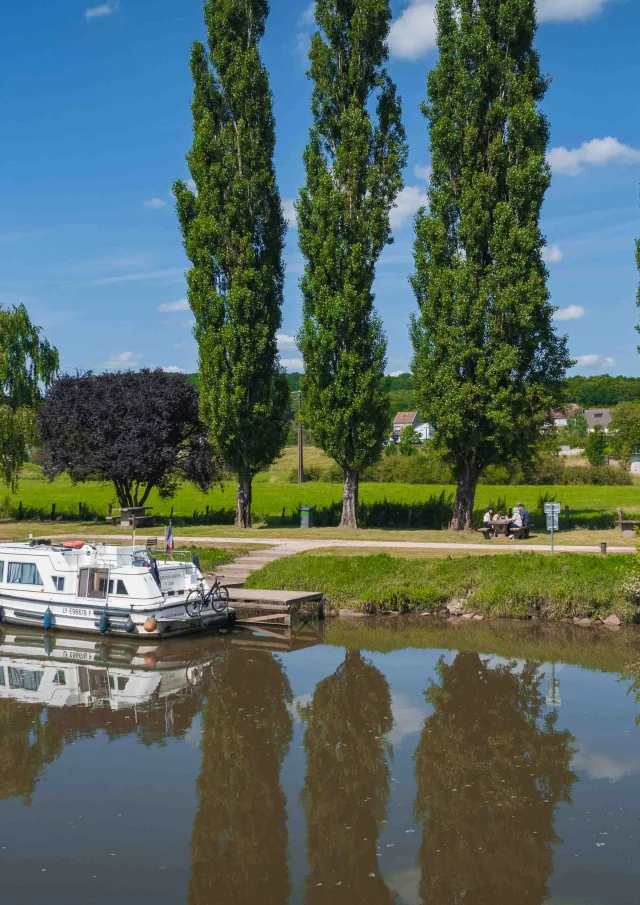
[245,551,637,620]
[3,467,640,528]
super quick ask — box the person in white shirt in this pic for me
[483,508,494,527]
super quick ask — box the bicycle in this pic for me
[185,575,230,618]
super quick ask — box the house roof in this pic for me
[551,404,582,420]
[393,411,418,425]
[584,408,612,429]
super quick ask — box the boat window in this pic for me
[78,568,89,597]
[87,568,109,600]
[0,667,4,686]
[117,580,128,595]
[52,576,65,591]
[7,562,43,585]
[0,562,4,582]
[53,670,66,686]
[8,667,44,691]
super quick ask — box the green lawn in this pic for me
[1,469,639,529]
[245,550,637,621]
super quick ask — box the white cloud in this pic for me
[144,197,167,209]
[574,354,616,368]
[158,298,189,313]
[548,137,640,176]
[294,3,316,59]
[85,1,118,20]
[162,366,184,374]
[86,268,184,286]
[282,198,298,229]
[389,2,437,61]
[103,351,143,369]
[390,185,428,229]
[277,334,299,355]
[388,370,407,377]
[554,304,585,321]
[537,0,612,23]
[281,357,304,371]
[543,244,563,263]
[415,164,432,183]
[300,2,315,26]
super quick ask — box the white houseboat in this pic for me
[0,540,234,637]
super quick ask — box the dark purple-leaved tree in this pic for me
[37,370,221,508]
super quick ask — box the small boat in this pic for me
[0,540,235,638]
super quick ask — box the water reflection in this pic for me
[189,649,293,905]
[414,653,577,905]
[299,649,395,903]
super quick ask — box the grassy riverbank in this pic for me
[245,551,637,621]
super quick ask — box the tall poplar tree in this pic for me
[410,0,572,530]
[297,0,407,529]
[175,0,289,528]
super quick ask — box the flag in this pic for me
[165,520,174,554]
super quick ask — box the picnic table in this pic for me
[479,519,530,541]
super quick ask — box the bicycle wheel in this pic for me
[185,589,204,618]
[211,584,230,614]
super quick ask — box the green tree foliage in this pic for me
[398,424,419,456]
[610,402,640,458]
[585,425,607,466]
[189,651,293,905]
[0,304,58,489]
[565,375,640,407]
[410,0,571,530]
[297,0,408,528]
[414,653,577,903]
[174,0,290,528]
[566,410,588,439]
[299,650,394,903]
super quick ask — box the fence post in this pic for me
[281,506,286,526]
[170,506,174,521]
[408,504,413,529]
[51,503,56,521]
[564,505,570,529]
[18,501,23,520]
[79,502,83,519]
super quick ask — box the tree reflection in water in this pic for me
[0,700,64,805]
[300,649,395,904]
[414,653,577,905]
[189,650,293,905]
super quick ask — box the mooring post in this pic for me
[601,542,607,555]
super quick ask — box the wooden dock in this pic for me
[227,588,324,631]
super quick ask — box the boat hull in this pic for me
[0,594,235,638]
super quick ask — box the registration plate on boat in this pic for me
[62,607,91,617]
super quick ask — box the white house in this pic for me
[391,411,434,443]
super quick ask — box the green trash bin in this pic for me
[300,506,316,529]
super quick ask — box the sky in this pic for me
[1,0,639,377]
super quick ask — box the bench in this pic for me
[510,526,530,540]
[478,527,494,541]
[618,508,640,539]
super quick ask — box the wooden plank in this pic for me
[238,613,290,625]
[226,588,323,606]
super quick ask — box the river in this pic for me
[0,618,638,904]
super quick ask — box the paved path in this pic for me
[49,531,635,589]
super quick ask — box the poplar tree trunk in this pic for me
[340,468,359,529]
[450,464,480,532]
[236,476,252,529]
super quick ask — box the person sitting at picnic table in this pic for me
[508,507,523,537]
[483,508,494,527]
[518,503,531,528]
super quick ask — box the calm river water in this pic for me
[1,618,639,904]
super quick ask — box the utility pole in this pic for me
[297,391,304,483]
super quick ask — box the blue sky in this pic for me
[1,0,639,377]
